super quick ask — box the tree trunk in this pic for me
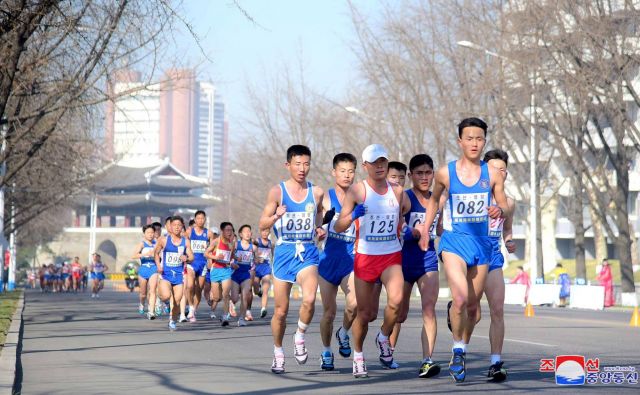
[613,152,635,294]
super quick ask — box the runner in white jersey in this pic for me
[473,149,516,381]
[419,118,508,383]
[334,144,406,378]
[259,144,326,374]
[318,153,358,371]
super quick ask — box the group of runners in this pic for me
[37,254,109,297]
[135,116,517,383]
[133,213,274,330]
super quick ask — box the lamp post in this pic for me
[457,40,539,282]
[343,106,402,162]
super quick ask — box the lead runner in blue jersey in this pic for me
[184,210,216,323]
[392,154,443,379]
[259,145,327,374]
[317,153,358,371]
[132,224,159,319]
[420,118,509,383]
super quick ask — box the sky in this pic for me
[174,0,384,138]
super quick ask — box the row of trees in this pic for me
[0,0,190,250]
[223,0,638,297]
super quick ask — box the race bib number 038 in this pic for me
[281,212,314,240]
[451,193,489,223]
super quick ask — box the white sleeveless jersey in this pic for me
[355,181,402,255]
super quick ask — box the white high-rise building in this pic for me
[194,82,227,183]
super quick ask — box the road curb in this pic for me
[0,292,25,395]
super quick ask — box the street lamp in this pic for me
[341,105,402,162]
[457,40,539,282]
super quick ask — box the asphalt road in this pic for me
[16,287,640,394]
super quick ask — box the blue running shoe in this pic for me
[449,348,466,383]
[138,305,145,315]
[155,305,163,317]
[168,320,177,331]
[163,302,170,314]
[335,328,352,358]
[320,351,335,371]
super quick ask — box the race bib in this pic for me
[328,214,356,243]
[215,249,232,263]
[164,252,182,267]
[191,239,207,254]
[257,247,271,262]
[235,250,253,265]
[489,217,504,237]
[450,193,489,223]
[280,211,314,241]
[408,211,439,238]
[363,213,398,242]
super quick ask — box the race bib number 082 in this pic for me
[451,193,489,223]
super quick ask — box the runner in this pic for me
[475,149,516,382]
[259,144,326,374]
[61,262,71,292]
[152,222,163,240]
[132,224,159,320]
[203,226,221,315]
[253,228,274,319]
[419,117,508,383]
[89,254,108,298]
[387,161,407,187]
[70,257,82,292]
[154,215,194,331]
[184,210,216,323]
[205,222,236,326]
[393,154,443,378]
[318,153,358,371]
[231,224,258,326]
[334,144,405,378]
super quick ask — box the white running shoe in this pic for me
[179,314,188,323]
[293,334,308,365]
[271,354,285,374]
[353,356,368,378]
[210,312,217,320]
[238,318,247,327]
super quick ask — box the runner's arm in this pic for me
[420,168,447,249]
[334,184,360,233]
[259,186,285,231]
[503,197,516,253]
[131,242,144,260]
[154,237,166,271]
[314,187,327,240]
[488,166,508,219]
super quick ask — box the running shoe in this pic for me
[188,314,197,323]
[335,328,352,358]
[238,318,247,327]
[487,361,507,382]
[449,348,466,383]
[271,354,285,374]
[245,311,253,321]
[138,305,145,315]
[155,305,163,317]
[447,300,452,333]
[229,302,237,317]
[257,289,263,297]
[168,320,177,331]
[320,351,335,371]
[95,293,100,298]
[352,356,368,378]
[375,332,394,368]
[147,312,156,321]
[210,312,217,320]
[419,360,441,378]
[221,313,230,327]
[163,302,170,314]
[260,307,268,318]
[179,314,188,323]
[293,334,309,365]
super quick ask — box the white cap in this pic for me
[362,144,389,163]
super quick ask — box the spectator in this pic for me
[596,259,614,307]
[510,266,531,303]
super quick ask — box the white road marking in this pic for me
[474,335,556,347]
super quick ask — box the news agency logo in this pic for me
[540,355,638,386]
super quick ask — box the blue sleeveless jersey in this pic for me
[235,240,254,274]
[274,181,316,243]
[324,188,355,256]
[162,236,186,278]
[140,240,156,266]
[190,227,209,265]
[403,189,438,251]
[443,160,492,236]
[256,238,272,264]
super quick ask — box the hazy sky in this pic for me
[176,0,384,137]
